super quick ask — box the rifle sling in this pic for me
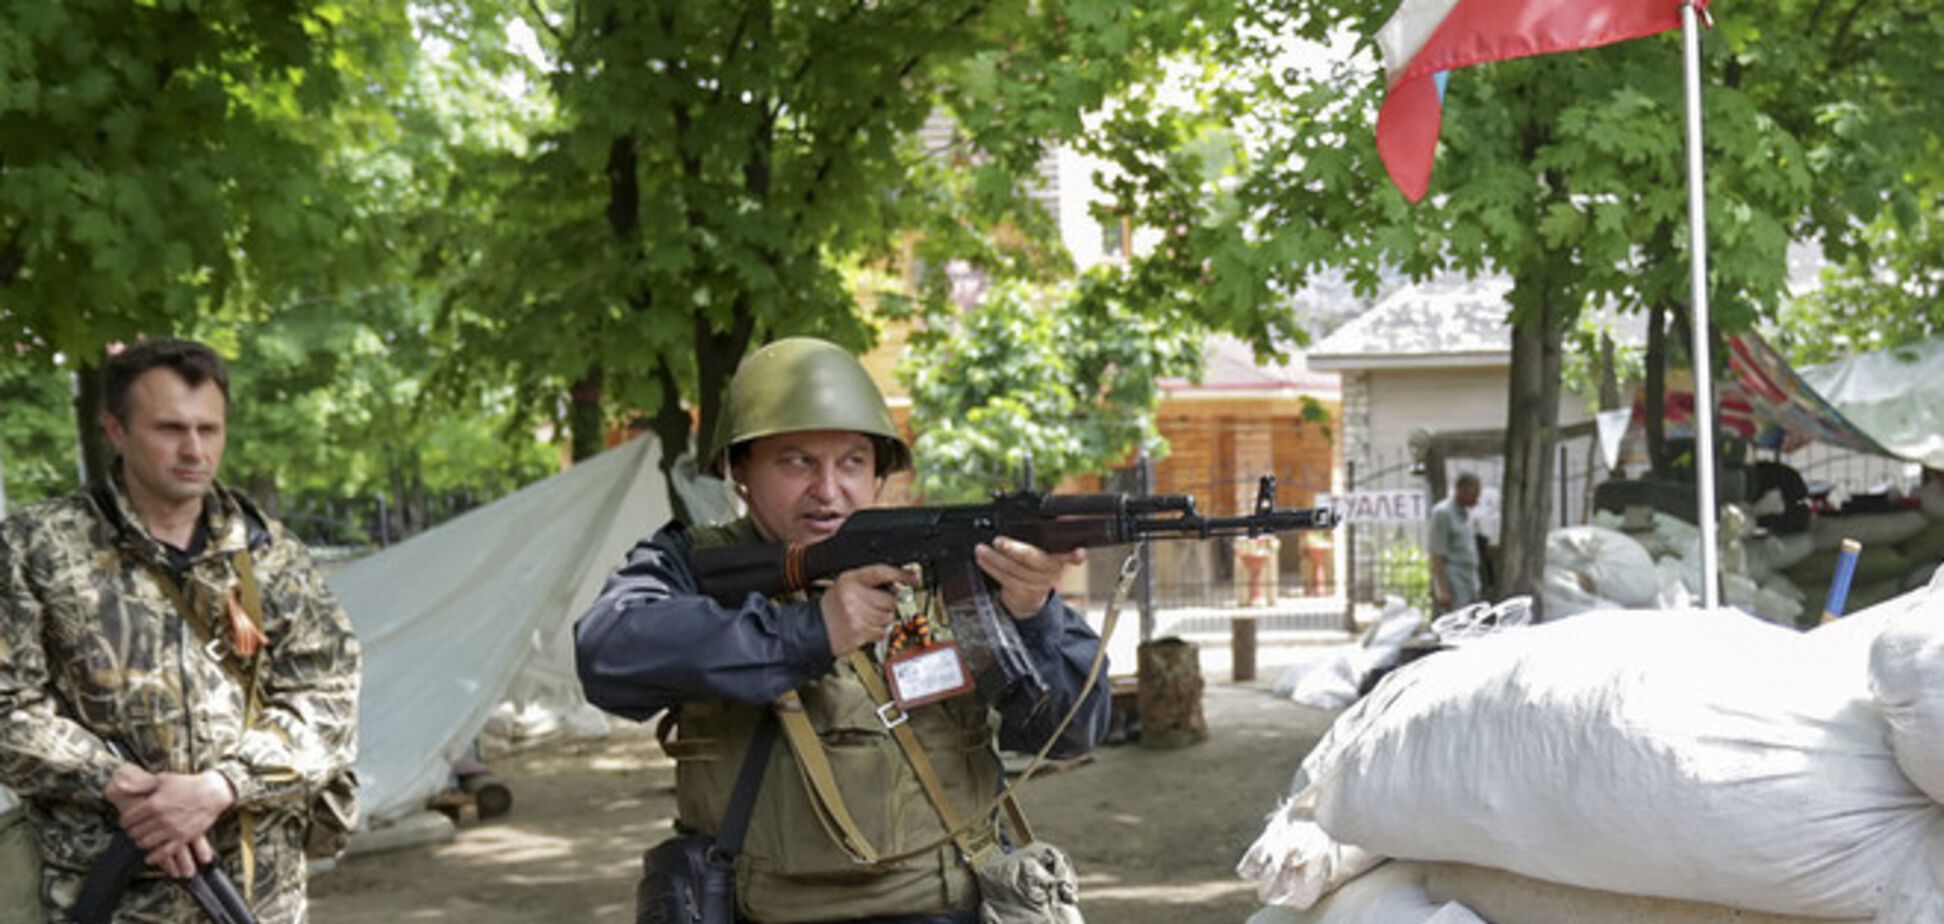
[777,553,1134,869]
[845,649,992,862]
[774,689,885,865]
[147,548,267,901]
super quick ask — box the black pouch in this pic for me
[635,712,777,924]
[636,834,736,924]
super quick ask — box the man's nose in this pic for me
[808,464,841,500]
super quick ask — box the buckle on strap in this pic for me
[874,701,909,730]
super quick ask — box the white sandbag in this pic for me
[1812,511,1930,551]
[1879,816,1944,924]
[1654,556,1696,608]
[1246,863,1488,924]
[1285,602,1422,710]
[1271,648,1345,699]
[1240,784,1385,909]
[1869,596,1944,804]
[1751,584,1804,626]
[1540,566,1623,620]
[1764,530,1818,571]
[1286,656,1363,711]
[1718,572,1802,626]
[1421,862,1867,924]
[1918,479,1944,523]
[1300,608,1943,919]
[1546,526,1661,606]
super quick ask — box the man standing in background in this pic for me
[1429,472,1483,614]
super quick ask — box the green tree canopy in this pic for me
[1070,0,1944,602]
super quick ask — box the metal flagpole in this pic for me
[1681,0,1721,608]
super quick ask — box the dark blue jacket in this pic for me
[575,519,1112,758]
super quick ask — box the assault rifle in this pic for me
[694,476,1337,706]
[53,690,258,924]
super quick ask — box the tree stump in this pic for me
[1137,637,1207,749]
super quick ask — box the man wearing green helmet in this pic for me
[576,337,1110,924]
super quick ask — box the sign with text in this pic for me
[1318,490,1430,523]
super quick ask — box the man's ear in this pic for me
[99,410,126,451]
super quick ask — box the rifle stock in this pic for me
[50,684,260,924]
[70,831,256,924]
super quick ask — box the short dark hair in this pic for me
[102,338,230,422]
[1454,472,1481,490]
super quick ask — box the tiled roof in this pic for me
[1161,334,1341,397]
[1308,275,1516,369]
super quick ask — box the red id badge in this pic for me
[884,640,976,710]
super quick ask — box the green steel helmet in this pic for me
[707,337,912,476]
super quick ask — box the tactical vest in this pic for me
[673,520,1002,923]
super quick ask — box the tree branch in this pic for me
[769,0,896,124]
[526,0,565,45]
[1825,0,1873,67]
[800,2,988,209]
[0,207,24,288]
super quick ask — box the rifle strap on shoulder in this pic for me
[845,650,995,862]
[774,690,884,865]
[771,552,1134,870]
[147,548,268,901]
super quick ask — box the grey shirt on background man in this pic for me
[1428,495,1481,611]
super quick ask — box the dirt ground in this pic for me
[310,669,1339,924]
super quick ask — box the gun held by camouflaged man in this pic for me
[693,475,1339,708]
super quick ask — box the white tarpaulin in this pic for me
[331,435,687,825]
[1801,335,1944,471]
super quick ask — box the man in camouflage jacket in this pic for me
[0,339,361,923]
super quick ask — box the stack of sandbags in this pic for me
[1898,479,1944,590]
[1790,509,1932,612]
[1540,526,1659,618]
[1248,862,1488,924]
[1587,508,1808,625]
[1241,583,1944,922]
[1271,599,1423,710]
[1419,863,1865,924]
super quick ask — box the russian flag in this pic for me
[1375,0,1705,202]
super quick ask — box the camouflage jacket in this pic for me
[0,473,361,922]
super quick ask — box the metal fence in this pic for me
[1341,432,1607,612]
[1081,457,1346,634]
[1339,436,1924,616]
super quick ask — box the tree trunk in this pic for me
[568,364,606,462]
[1646,301,1668,475]
[1597,330,1622,411]
[72,362,111,488]
[1498,275,1564,612]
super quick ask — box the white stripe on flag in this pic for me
[1376,0,1464,83]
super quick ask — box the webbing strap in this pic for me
[774,689,884,865]
[785,553,1135,869]
[846,650,986,861]
[148,549,269,900]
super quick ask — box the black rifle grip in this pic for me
[69,831,146,924]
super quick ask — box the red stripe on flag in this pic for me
[1376,75,1445,203]
[1376,0,1703,202]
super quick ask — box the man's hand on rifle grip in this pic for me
[820,564,918,656]
[975,537,1086,620]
